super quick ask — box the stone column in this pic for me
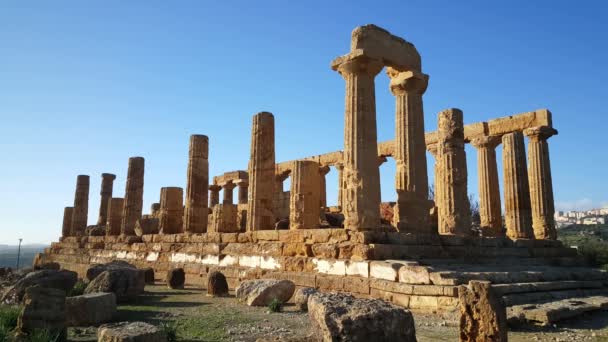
[97,173,116,225]
[319,166,330,208]
[246,112,276,231]
[209,184,221,207]
[236,180,249,204]
[70,175,90,236]
[61,207,73,237]
[121,157,144,236]
[387,68,432,233]
[222,182,236,205]
[159,187,184,234]
[335,163,344,209]
[290,160,321,229]
[333,53,383,230]
[183,134,209,233]
[106,198,124,236]
[502,132,533,239]
[471,136,503,236]
[150,203,160,218]
[427,143,440,204]
[437,109,470,235]
[525,126,558,240]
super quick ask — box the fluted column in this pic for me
[209,184,221,207]
[106,198,124,236]
[335,163,344,209]
[246,112,276,231]
[159,187,184,234]
[387,68,432,233]
[525,126,558,240]
[290,160,321,229]
[236,180,249,204]
[61,207,74,237]
[71,175,90,236]
[333,53,383,230]
[502,132,533,239]
[121,157,144,236]
[184,134,209,233]
[319,166,330,208]
[437,109,470,235]
[222,182,236,205]
[471,136,503,236]
[97,173,116,225]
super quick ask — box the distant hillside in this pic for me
[0,244,48,269]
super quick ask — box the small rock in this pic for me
[293,287,318,311]
[207,271,229,297]
[166,268,185,289]
[236,279,295,306]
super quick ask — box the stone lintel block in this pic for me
[398,265,432,285]
[254,230,279,241]
[348,25,421,71]
[369,261,410,281]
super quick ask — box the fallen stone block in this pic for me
[17,285,67,341]
[293,287,318,311]
[86,260,137,282]
[207,271,229,297]
[459,280,507,342]
[1,269,77,305]
[84,269,145,303]
[236,279,296,306]
[166,268,185,289]
[98,321,167,342]
[66,292,116,326]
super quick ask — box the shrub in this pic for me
[160,321,177,342]
[68,279,87,297]
[268,298,283,313]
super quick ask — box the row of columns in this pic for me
[208,180,248,207]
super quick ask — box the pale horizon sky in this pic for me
[1,1,607,244]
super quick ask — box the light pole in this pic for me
[16,238,22,269]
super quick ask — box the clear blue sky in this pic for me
[1,1,607,244]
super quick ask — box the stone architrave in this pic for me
[158,187,184,234]
[290,160,321,230]
[471,136,503,236]
[502,132,533,239]
[525,126,558,240]
[71,175,90,236]
[106,198,124,236]
[209,184,221,207]
[97,173,116,226]
[387,68,432,233]
[246,112,276,231]
[183,134,209,233]
[236,180,248,204]
[332,53,384,230]
[319,166,330,208]
[222,181,236,205]
[121,157,144,236]
[61,207,74,237]
[437,108,470,235]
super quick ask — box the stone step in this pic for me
[507,295,608,326]
[493,280,605,296]
[502,288,608,307]
[428,267,608,285]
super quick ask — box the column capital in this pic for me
[426,143,438,157]
[377,156,388,167]
[221,181,236,191]
[235,179,249,187]
[470,135,501,150]
[209,184,222,192]
[524,126,558,142]
[386,68,429,96]
[101,173,116,180]
[334,162,344,171]
[332,52,384,79]
[319,165,331,175]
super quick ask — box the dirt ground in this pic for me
[68,285,608,342]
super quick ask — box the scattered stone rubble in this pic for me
[236,279,296,306]
[97,321,167,342]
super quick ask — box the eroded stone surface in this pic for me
[207,271,229,297]
[98,321,166,342]
[66,292,116,326]
[236,279,295,306]
[17,285,67,341]
[458,280,507,342]
[121,157,145,236]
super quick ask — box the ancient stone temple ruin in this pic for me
[38,25,608,321]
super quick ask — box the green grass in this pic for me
[173,310,254,341]
[268,298,283,313]
[68,279,87,297]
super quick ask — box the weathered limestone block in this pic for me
[471,136,503,236]
[209,184,221,207]
[459,280,507,342]
[166,268,185,289]
[207,271,229,297]
[86,261,136,282]
[66,292,116,326]
[209,204,239,233]
[106,198,124,236]
[17,285,67,341]
[502,132,533,239]
[97,321,166,342]
[85,225,105,236]
[437,108,470,235]
[1,269,78,305]
[71,175,90,236]
[184,134,209,233]
[158,187,184,234]
[308,291,417,341]
[236,279,295,306]
[290,160,321,230]
[388,67,432,234]
[332,52,383,231]
[84,269,145,303]
[121,157,145,236]
[293,287,318,311]
[61,206,74,237]
[222,181,236,205]
[525,126,557,240]
[97,173,116,226]
[246,112,276,231]
[135,215,160,236]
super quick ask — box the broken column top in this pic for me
[331,24,421,72]
[101,173,116,179]
[189,134,209,158]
